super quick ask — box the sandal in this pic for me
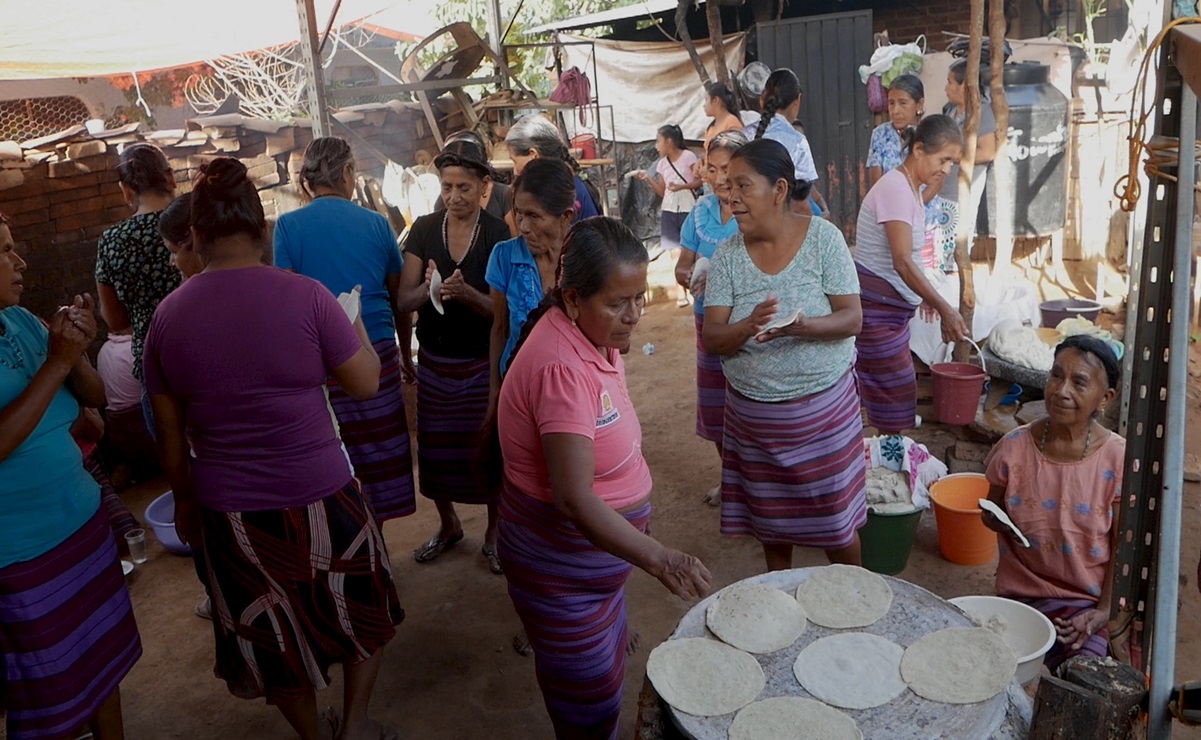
[319,707,341,740]
[481,544,503,575]
[412,532,464,563]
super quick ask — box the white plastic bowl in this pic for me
[949,595,1056,684]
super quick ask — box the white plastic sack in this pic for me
[381,161,441,229]
[858,36,926,84]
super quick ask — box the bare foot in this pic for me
[512,631,532,656]
[702,486,721,507]
[627,630,642,656]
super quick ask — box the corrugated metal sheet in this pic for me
[758,11,873,241]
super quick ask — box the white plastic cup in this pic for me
[125,528,147,564]
[85,118,105,135]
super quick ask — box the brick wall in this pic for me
[870,0,974,50]
[0,101,438,323]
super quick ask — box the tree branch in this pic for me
[677,0,710,85]
[989,0,1014,277]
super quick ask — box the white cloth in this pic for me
[863,435,947,510]
[96,334,143,412]
[559,33,747,144]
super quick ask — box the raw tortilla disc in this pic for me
[795,564,893,629]
[792,633,907,709]
[706,584,807,654]
[901,628,1018,704]
[646,638,765,717]
[729,697,863,740]
[429,270,444,314]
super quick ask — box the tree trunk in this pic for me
[677,0,710,85]
[953,0,985,362]
[706,0,730,89]
[989,0,1014,278]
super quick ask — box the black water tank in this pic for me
[976,62,1069,237]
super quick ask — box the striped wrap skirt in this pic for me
[855,263,919,434]
[201,480,403,703]
[327,337,416,524]
[694,314,726,443]
[498,480,651,739]
[0,507,142,740]
[416,348,495,505]
[1020,596,1109,670]
[720,370,867,549]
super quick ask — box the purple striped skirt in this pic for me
[327,338,416,524]
[0,507,142,740]
[497,480,651,739]
[694,314,726,443]
[416,348,495,505]
[720,370,867,549]
[855,263,919,434]
[201,480,403,703]
[1019,596,1109,670]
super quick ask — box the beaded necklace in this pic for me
[442,209,482,265]
[1040,418,1093,462]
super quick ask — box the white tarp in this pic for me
[559,32,746,144]
[0,0,422,80]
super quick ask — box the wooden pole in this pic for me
[953,0,985,362]
[988,0,1013,279]
[706,0,731,89]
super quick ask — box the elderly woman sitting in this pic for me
[982,335,1125,669]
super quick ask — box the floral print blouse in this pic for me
[94,212,181,380]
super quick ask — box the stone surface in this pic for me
[1016,400,1047,426]
[64,140,107,160]
[0,169,25,191]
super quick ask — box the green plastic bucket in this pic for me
[860,507,923,575]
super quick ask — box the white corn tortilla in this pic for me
[706,584,807,654]
[793,633,907,709]
[729,697,862,740]
[901,628,1018,704]
[795,564,893,629]
[646,638,765,717]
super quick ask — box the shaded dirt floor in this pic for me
[107,301,1201,739]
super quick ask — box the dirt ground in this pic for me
[111,301,1201,740]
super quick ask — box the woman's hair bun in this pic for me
[198,159,250,199]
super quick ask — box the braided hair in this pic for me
[505,114,581,174]
[298,136,355,201]
[508,217,648,365]
[755,69,802,141]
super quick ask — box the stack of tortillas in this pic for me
[647,565,1019,739]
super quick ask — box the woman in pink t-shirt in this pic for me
[496,218,711,739]
[982,335,1124,669]
[854,115,969,434]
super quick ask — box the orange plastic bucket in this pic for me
[931,362,987,425]
[928,473,997,565]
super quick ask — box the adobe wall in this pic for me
[0,101,438,322]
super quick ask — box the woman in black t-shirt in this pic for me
[399,138,511,574]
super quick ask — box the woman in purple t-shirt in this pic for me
[144,159,403,739]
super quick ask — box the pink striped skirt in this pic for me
[720,370,867,548]
[694,314,726,443]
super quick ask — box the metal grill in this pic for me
[0,96,91,143]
